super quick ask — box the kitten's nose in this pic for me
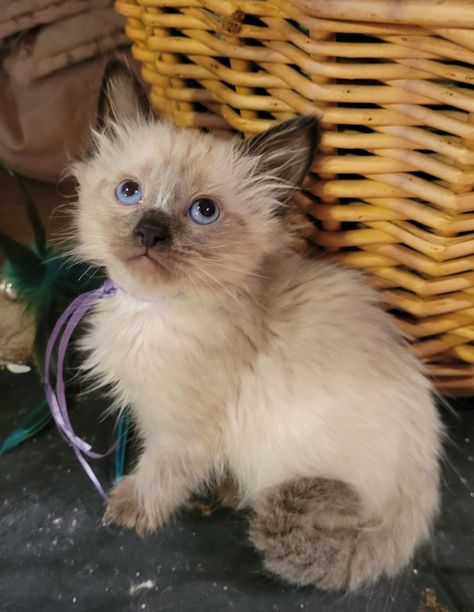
[134,219,170,247]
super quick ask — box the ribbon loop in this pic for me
[44,281,117,499]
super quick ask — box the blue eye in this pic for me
[188,198,220,225]
[115,179,142,205]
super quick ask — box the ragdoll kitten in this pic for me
[72,62,442,591]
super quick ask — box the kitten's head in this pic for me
[73,61,319,299]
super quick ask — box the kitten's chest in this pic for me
[85,299,186,393]
[83,295,228,406]
[104,312,171,380]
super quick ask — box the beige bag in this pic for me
[0,0,129,181]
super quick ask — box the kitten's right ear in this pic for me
[97,59,151,133]
[243,115,320,196]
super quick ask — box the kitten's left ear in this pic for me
[97,59,152,132]
[244,115,320,192]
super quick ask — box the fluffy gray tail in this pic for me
[249,476,435,591]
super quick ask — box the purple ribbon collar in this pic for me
[44,280,117,499]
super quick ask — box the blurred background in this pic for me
[0,0,132,365]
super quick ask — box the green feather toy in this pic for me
[0,164,129,479]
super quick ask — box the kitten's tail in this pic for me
[249,475,439,591]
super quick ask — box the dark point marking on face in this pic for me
[133,211,172,248]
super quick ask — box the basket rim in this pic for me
[292,0,474,28]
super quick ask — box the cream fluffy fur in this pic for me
[72,65,442,591]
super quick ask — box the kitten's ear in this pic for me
[244,116,320,191]
[97,59,151,132]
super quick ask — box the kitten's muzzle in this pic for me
[134,218,170,248]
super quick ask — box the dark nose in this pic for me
[134,219,170,248]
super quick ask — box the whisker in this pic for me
[195,267,244,310]
[192,269,229,311]
[206,259,268,280]
[77,265,97,283]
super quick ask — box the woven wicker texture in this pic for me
[116,0,474,396]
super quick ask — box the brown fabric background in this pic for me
[0,0,129,181]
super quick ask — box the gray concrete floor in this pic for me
[0,368,473,612]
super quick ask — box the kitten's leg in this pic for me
[103,441,213,535]
[216,476,240,509]
[249,476,438,591]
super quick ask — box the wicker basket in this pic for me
[116,0,474,396]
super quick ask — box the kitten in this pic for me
[72,62,442,591]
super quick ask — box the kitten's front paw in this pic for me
[102,475,161,535]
